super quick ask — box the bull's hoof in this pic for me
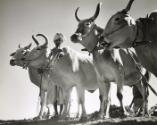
[98,113,105,119]
[98,113,110,119]
[118,108,127,118]
[58,115,70,121]
[79,116,88,121]
[120,113,127,118]
[33,116,42,120]
[104,114,110,119]
[142,113,149,117]
[50,115,59,121]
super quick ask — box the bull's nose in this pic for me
[10,59,15,66]
[70,34,78,43]
[21,57,26,61]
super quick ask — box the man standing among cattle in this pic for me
[48,33,67,117]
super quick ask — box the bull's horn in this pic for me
[24,43,32,49]
[91,2,102,21]
[75,7,81,22]
[36,34,48,48]
[32,35,39,46]
[10,52,16,56]
[124,0,135,12]
[18,44,21,48]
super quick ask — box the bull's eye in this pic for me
[85,22,91,27]
[115,17,120,21]
[36,47,41,50]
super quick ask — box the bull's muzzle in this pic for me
[71,34,78,43]
[71,33,82,43]
[10,59,15,66]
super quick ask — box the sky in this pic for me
[0,0,157,120]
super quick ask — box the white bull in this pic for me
[10,44,64,119]
[22,33,110,119]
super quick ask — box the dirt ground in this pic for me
[1,105,157,125]
[0,116,157,125]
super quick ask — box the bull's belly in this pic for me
[77,72,99,90]
[82,82,99,91]
[53,70,98,91]
[96,64,119,82]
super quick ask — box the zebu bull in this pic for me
[101,0,157,77]
[10,42,64,119]
[21,33,110,119]
[71,3,150,117]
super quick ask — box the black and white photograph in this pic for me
[0,0,157,124]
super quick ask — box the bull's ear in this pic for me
[10,52,16,56]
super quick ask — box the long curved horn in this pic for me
[32,35,39,46]
[36,34,48,48]
[124,0,135,12]
[91,2,102,21]
[24,43,32,49]
[75,7,81,22]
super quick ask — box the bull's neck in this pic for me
[90,25,104,61]
[35,55,49,68]
[92,50,99,60]
[95,25,104,35]
[92,49,113,64]
[28,67,41,87]
[92,50,103,64]
[129,21,144,45]
[27,54,49,86]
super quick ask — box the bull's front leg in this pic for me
[136,82,148,116]
[34,89,47,120]
[37,74,49,120]
[76,86,87,120]
[116,80,128,117]
[60,88,71,119]
[99,82,111,119]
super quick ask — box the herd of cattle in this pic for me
[9,0,157,120]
